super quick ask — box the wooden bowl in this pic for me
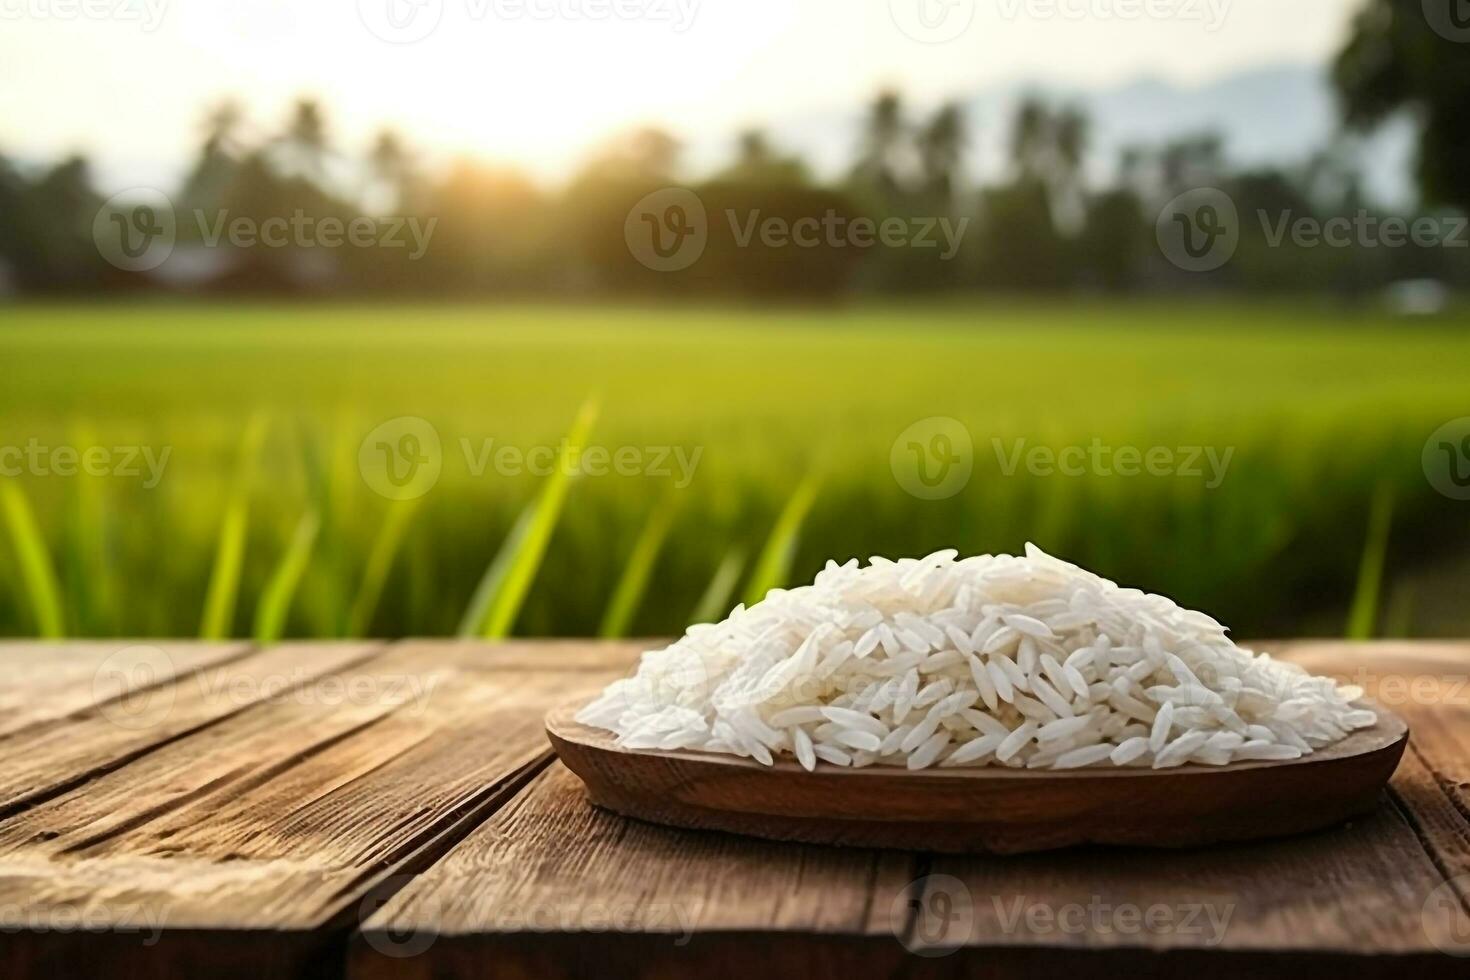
[546,700,1408,854]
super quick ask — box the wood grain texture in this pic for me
[352,761,920,980]
[0,641,370,816]
[0,641,252,738]
[0,640,640,979]
[362,641,1470,980]
[547,700,1408,854]
[906,642,1470,969]
[4,640,1469,980]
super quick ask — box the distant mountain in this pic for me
[685,64,1416,207]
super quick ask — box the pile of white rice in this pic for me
[578,546,1376,771]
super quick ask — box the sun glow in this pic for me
[0,0,1361,190]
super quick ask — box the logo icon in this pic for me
[890,0,975,43]
[1424,417,1470,500]
[891,417,974,500]
[1156,187,1239,272]
[1424,0,1470,42]
[892,874,973,956]
[358,0,444,43]
[1422,875,1470,955]
[93,188,176,273]
[359,417,443,501]
[93,645,177,731]
[359,875,439,957]
[625,187,708,272]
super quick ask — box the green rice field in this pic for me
[1,299,1468,641]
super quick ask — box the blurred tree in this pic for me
[562,127,684,292]
[918,103,966,205]
[974,98,1094,290]
[853,90,911,198]
[1157,135,1226,199]
[368,128,418,211]
[1051,105,1089,230]
[202,99,246,158]
[584,127,681,182]
[717,129,810,186]
[1005,97,1090,227]
[278,97,331,184]
[975,177,1069,290]
[1010,97,1049,180]
[425,161,549,293]
[1335,0,1470,210]
[180,99,246,209]
[25,155,103,290]
[1081,156,1147,293]
[0,153,29,289]
[694,180,866,299]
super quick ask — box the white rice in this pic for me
[577,545,1376,772]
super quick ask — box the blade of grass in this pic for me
[599,500,677,639]
[1346,482,1395,641]
[690,546,746,626]
[252,510,321,644]
[201,414,268,640]
[347,499,420,638]
[458,399,599,639]
[0,480,65,638]
[743,473,821,607]
[64,420,113,635]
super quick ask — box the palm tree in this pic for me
[1054,108,1087,185]
[369,128,416,211]
[1010,97,1049,181]
[1050,105,1090,229]
[201,99,245,158]
[181,99,246,208]
[919,102,966,204]
[279,98,330,184]
[854,90,907,196]
[736,129,773,170]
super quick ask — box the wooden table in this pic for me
[1,640,1468,979]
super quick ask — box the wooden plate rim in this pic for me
[546,697,1408,782]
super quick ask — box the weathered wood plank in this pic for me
[0,642,378,816]
[1276,641,1470,943]
[357,641,1470,979]
[894,642,1470,967]
[0,642,252,738]
[5,640,1470,979]
[353,762,918,979]
[0,641,640,979]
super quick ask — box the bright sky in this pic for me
[0,0,1365,189]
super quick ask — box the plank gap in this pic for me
[0,643,268,745]
[322,749,558,918]
[0,644,389,825]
